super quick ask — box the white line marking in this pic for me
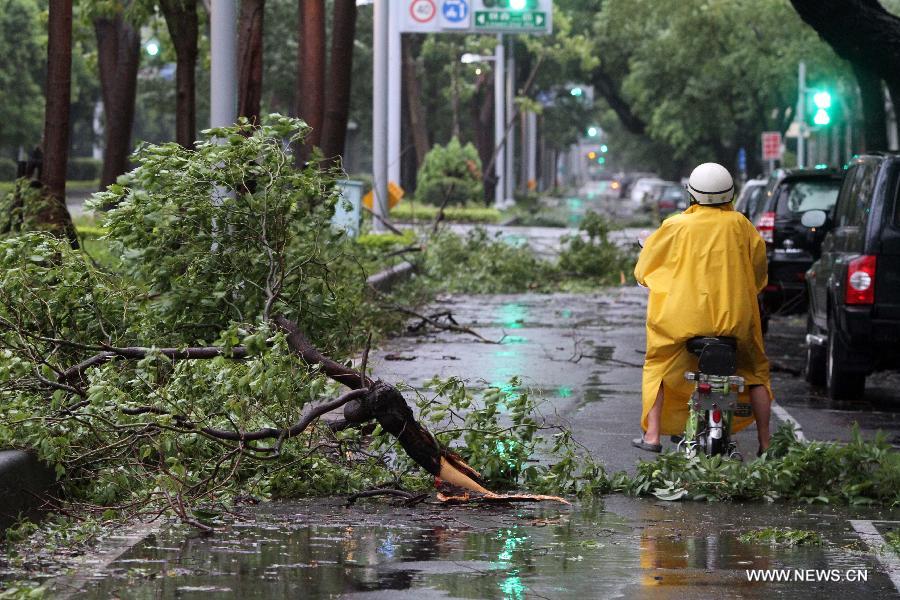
[771,401,807,441]
[850,519,900,594]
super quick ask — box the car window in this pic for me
[775,180,841,218]
[835,165,863,227]
[852,162,879,229]
[742,185,764,216]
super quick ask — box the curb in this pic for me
[366,261,418,292]
[0,449,57,532]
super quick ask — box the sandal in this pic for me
[632,435,662,453]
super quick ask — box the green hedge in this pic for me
[390,201,501,224]
[0,158,17,182]
[68,157,102,181]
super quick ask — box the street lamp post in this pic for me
[372,0,389,232]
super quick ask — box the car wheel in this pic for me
[805,314,826,386]
[826,316,866,400]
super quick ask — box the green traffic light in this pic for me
[597,157,605,164]
[813,91,832,109]
[813,108,831,126]
[509,0,527,9]
[600,144,608,153]
[570,87,583,97]
[587,126,599,137]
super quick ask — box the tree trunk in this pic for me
[320,0,357,163]
[39,0,78,246]
[296,0,326,159]
[95,15,140,189]
[159,0,199,148]
[237,0,265,123]
[852,63,888,151]
[471,71,493,201]
[402,36,429,168]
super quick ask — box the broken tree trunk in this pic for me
[273,315,492,494]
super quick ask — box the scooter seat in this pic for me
[686,336,736,357]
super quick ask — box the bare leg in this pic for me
[750,385,771,450]
[644,384,664,444]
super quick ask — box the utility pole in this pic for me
[504,39,514,202]
[797,61,806,169]
[372,0,389,232]
[210,0,237,128]
[493,34,505,207]
[387,2,401,189]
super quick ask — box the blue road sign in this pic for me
[738,147,747,172]
[443,0,468,22]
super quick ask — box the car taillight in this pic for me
[756,211,775,244]
[845,255,877,305]
[698,382,712,394]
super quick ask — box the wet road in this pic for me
[64,498,900,599]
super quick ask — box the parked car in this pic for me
[804,154,900,399]
[753,168,844,322]
[734,178,767,219]
[653,183,687,217]
[629,177,667,207]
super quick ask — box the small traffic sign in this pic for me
[410,0,437,23]
[761,131,782,161]
[440,0,470,28]
[471,0,552,34]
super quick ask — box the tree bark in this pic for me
[237,0,265,123]
[159,0,199,148]
[852,63,888,151]
[296,0,326,158]
[39,0,78,246]
[320,0,357,163]
[789,0,900,143]
[403,36,429,169]
[590,67,646,136]
[95,15,141,189]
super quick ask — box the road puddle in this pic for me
[65,497,899,599]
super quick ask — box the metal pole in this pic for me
[504,40,515,202]
[387,1,401,188]
[526,111,537,189]
[210,0,237,128]
[493,34,505,207]
[372,0,389,232]
[799,61,806,167]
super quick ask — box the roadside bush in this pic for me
[558,212,635,283]
[67,157,101,181]
[415,137,483,206]
[0,157,16,181]
[390,201,502,224]
[424,227,557,293]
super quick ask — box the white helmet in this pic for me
[687,162,734,205]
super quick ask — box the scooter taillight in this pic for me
[698,382,712,394]
[712,408,722,423]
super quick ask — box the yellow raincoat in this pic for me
[634,203,773,435]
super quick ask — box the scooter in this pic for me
[679,336,751,459]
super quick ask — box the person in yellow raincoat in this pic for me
[632,162,773,456]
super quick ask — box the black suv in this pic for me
[805,154,900,399]
[752,169,844,321]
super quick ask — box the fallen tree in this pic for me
[0,117,577,534]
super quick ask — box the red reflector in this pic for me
[698,382,712,394]
[763,284,781,292]
[756,211,775,244]
[712,409,722,423]
[845,255,876,305]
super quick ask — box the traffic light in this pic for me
[597,156,606,165]
[586,126,599,138]
[587,151,597,160]
[600,144,608,153]
[569,87,583,97]
[810,90,833,126]
[483,0,537,8]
